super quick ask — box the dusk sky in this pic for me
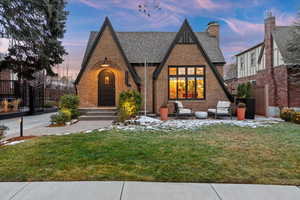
[2,0,299,79]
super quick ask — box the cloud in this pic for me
[195,0,224,10]
[222,18,264,36]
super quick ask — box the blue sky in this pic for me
[59,0,299,79]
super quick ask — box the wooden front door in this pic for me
[98,70,115,106]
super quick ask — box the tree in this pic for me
[287,8,300,85]
[286,9,300,65]
[0,0,68,80]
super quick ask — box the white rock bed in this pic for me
[88,116,284,133]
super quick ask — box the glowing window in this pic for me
[168,66,205,100]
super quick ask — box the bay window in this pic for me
[168,66,205,100]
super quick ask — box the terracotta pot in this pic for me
[237,108,246,120]
[160,107,168,121]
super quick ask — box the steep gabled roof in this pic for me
[153,19,233,102]
[81,32,225,64]
[272,26,299,63]
[75,17,141,85]
[235,42,264,57]
[258,43,265,64]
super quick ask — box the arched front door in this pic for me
[98,69,115,106]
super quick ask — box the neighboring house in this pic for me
[75,17,232,114]
[0,52,13,81]
[228,13,300,116]
[224,63,237,94]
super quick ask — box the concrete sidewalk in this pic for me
[1,112,112,140]
[1,182,299,200]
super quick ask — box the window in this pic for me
[168,66,205,100]
[250,52,256,67]
[240,56,245,70]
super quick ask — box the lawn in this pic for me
[0,123,300,185]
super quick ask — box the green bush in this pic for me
[280,108,295,122]
[59,95,80,119]
[50,110,72,125]
[44,101,57,108]
[292,112,300,124]
[118,90,142,122]
[237,83,252,98]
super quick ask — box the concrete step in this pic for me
[79,115,117,121]
[85,111,117,116]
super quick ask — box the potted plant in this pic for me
[0,125,9,139]
[237,102,246,120]
[160,102,169,121]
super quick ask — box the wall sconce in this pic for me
[101,57,111,67]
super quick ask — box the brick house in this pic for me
[226,13,300,116]
[75,17,232,114]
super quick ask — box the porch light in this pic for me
[101,57,111,67]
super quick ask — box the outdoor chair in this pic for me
[174,101,193,118]
[208,101,232,119]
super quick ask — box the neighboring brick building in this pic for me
[226,13,300,116]
[75,17,232,114]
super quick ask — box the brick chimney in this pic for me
[207,21,219,41]
[264,12,276,69]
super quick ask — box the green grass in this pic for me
[1,123,300,185]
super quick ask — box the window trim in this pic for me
[168,65,206,100]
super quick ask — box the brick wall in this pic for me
[76,26,137,107]
[154,44,229,114]
[0,70,11,80]
[135,66,156,113]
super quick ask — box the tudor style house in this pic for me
[75,17,232,114]
[226,13,300,116]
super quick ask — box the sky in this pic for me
[1,0,299,79]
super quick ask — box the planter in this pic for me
[237,108,246,120]
[160,107,168,121]
[236,98,256,119]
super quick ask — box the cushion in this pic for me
[179,108,192,114]
[208,109,216,113]
[217,101,230,108]
[175,101,183,108]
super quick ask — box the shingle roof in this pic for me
[82,31,225,65]
[272,26,299,63]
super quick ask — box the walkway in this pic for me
[1,113,112,140]
[1,181,299,200]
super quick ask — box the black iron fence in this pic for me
[1,80,75,118]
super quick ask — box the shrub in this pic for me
[118,90,142,122]
[44,101,57,108]
[59,95,80,119]
[237,102,246,108]
[237,83,252,98]
[0,125,9,140]
[280,108,295,122]
[292,112,300,124]
[50,110,71,125]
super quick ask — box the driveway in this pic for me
[1,113,112,140]
[1,181,299,200]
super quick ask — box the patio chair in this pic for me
[174,101,193,118]
[208,101,232,119]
